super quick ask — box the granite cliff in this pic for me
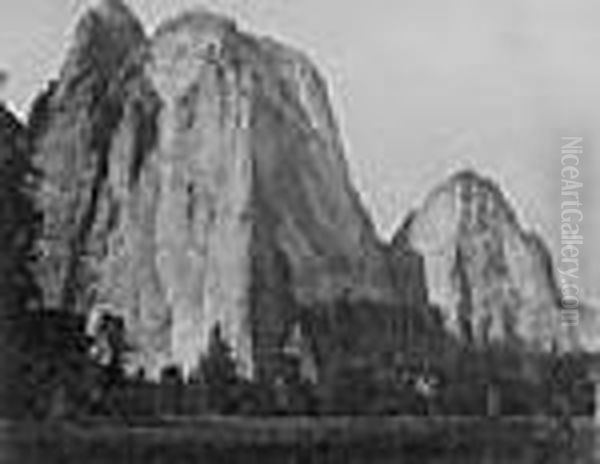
[31,0,417,379]
[398,170,579,352]
[31,1,593,381]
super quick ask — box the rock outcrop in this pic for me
[31,0,146,313]
[31,1,409,379]
[398,170,573,351]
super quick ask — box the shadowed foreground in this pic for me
[1,417,598,464]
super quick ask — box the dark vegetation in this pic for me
[0,295,593,419]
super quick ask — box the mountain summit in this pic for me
[31,5,417,379]
[398,170,571,351]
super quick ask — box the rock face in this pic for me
[31,0,146,313]
[399,170,571,351]
[32,2,407,379]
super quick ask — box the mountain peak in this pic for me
[425,169,519,229]
[447,169,504,197]
[155,9,237,38]
[399,169,564,351]
[91,0,135,22]
[52,0,145,101]
[450,168,483,182]
[76,0,144,39]
[32,9,400,379]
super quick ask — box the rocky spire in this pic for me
[398,169,565,350]
[54,0,146,102]
[31,0,148,313]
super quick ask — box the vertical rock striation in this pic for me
[31,0,146,313]
[32,3,408,379]
[398,170,575,351]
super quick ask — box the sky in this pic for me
[0,0,598,302]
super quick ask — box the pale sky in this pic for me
[0,0,599,301]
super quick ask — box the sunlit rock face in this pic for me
[401,170,575,351]
[32,2,403,379]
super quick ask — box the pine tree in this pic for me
[199,323,239,413]
[0,106,44,417]
[0,106,41,316]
